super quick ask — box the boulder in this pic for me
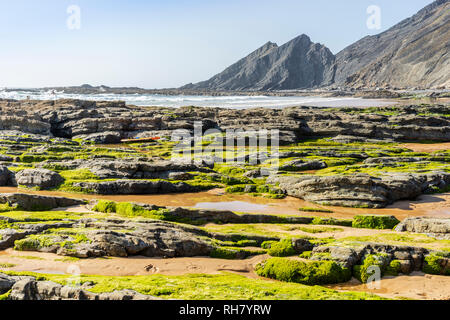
[312,245,366,268]
[243,169,262,178]
[0,229,28,250]
[276,174,392,208]
[15,169,64,190]
[0,274,16,294]
[0,166,15,186]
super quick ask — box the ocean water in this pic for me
[0,90,395,108]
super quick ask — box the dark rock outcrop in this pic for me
[0,166,15,186]
[0,193,85,210]
[279,159,327,171]
[269,171,450,208]
[15,169,64,190]
[73,180,200,195]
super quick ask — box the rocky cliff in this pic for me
[334,0,450,89]
[184,0,449,90]
[182,34,335,90]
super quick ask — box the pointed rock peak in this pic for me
[289,34,312,44]
[257,41,278,52]
[262,41,278,48]
[280,34,314,50]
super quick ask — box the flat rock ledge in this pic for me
[395,217,450,240]
[268,171,450,208]
[0,193,85,211]
[73,179,200,195]
[1,101,449,143]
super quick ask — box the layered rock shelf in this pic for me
[0,100,449,144]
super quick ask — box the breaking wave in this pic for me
[0,90,394,108]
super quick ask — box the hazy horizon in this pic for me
[0,0,434,89]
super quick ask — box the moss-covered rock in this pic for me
[266,239,296,257]
[311,217,352,227]
[92,200,116,213]
[422,252,450,275]
[255,257,352,285]
[353,253,390,283]
[385,259,402,276]
[210,247,265,259]
[299,251,312,259]
[352,215,400,229]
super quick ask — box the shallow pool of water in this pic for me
[194,201,269,212]
[0,187,448,219]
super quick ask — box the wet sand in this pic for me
[399,142,450,153]
[2,249,449,300]
[0,187,448,220]
[326,272,450,300]
[0,249,266,278]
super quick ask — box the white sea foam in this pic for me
[0,90,395,108]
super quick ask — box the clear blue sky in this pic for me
[0,0,434,89]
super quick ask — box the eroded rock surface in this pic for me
[73,179,200,195]
[0,193,85,210]
[0,166,15,186]
[269,172,450,208]
[395,217,450,239]
[15,169,64,190]
[0,100,448,143]
[312,242,429,272]
[4,276,160,300]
